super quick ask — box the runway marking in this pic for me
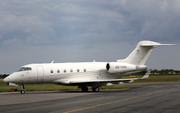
[142,90,164,96]
[63,87,179,113]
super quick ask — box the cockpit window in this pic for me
[18,67,32,71]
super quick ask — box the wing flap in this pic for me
[69,78,137,84]
[54,69,151,85]
[70,69,151,84]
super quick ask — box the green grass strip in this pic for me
[0,79,129,92]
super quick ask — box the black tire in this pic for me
[92,87,99,92]
[21,90,25,94]
[81,86,88,92]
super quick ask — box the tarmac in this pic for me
[0,82,180,113]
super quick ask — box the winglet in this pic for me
[141,69,151,79]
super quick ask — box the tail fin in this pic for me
[117,41,174,65]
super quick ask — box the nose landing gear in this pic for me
[20,84,25,94]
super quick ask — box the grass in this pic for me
[0,79,130,92]
[1,75,180,92]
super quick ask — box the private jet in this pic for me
[3,40,174,94]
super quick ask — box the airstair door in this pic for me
[37,66,44,83]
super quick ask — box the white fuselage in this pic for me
[4,62,145,85]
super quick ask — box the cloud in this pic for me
[1,0,180,45]
[0,0,179,73]
[2,38,23,49]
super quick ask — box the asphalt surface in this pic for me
[0,82,180,113]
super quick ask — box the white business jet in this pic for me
[3,41,174,94]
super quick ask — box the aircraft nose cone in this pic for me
[3,77,9,83]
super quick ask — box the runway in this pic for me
[1,82,180,113]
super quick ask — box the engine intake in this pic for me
[106,62,136,73]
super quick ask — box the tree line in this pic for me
[0,74,9,78]
[137,69,180,75]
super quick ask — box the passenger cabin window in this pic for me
[64,69,66,73]
[84,68,86,72]
[77,68,80,72]
[57,69,60,73]
[18,67,32,71]
[51,69,53,73]
[70,69,73,72]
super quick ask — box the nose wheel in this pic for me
[92,87,99,92]
[20,84,25,94]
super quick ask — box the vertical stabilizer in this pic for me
[117,41,174,65]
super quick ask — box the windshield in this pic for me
[18,67,32,71]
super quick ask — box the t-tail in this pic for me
[117,41,175,65]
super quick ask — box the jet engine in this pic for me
[106,62,147,73]
[106,62,136,73]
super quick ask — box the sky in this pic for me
[0,0,180,74]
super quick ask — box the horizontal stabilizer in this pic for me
[140,43,175,47]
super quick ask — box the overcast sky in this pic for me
[0,0,180,74]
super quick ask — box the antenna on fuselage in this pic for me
[51,60,54,64]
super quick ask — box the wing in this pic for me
[69,69,151,84]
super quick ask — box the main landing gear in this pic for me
[20,84,25,94]
[81,86,88,92]
[92,87,99,92]
[79,86,99,92]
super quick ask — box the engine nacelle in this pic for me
[106,62,136,73]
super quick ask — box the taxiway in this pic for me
[1,82,180,113]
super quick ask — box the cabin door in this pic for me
[37,66,44,83]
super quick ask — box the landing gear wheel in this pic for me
[20,84,25,94]
[81,86,88,92]
[21,90,25,94]
[92,87,99,92]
